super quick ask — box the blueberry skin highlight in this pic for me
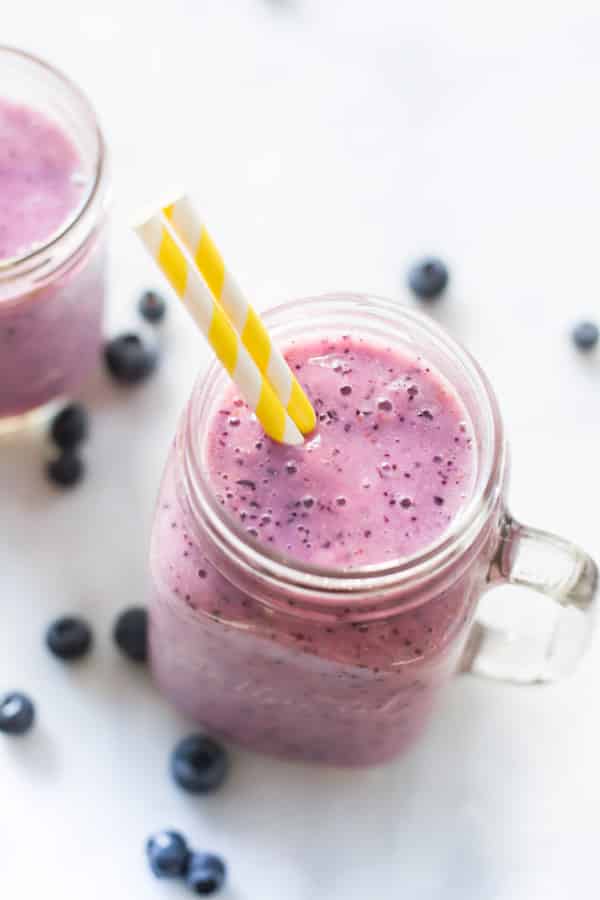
[146,830,190,879]
[0,692,35,735]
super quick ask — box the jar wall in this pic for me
[149,441,499,766]
[0,47,109,419]
[0,233,107,417]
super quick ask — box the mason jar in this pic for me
[0,46,109,427]
[148,294,597,766]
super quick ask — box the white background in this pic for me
[2,2,600,898]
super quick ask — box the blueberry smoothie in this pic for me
[150,325,496,765]
[209,338,474,564]
[0,97,85,260]
[0,94,106,420]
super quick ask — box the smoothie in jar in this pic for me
[0,48,108,423]
[0,97,84,261]
[149,309,492,766]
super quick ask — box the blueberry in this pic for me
[186,853,226,895]
[114,607,148,662]
[138,290,167,324]
[146,830,190,879]
[46,616,93,661]
[0,692,35,735]
[47,452,84,488]
[171,734,229,794]
[408,257,449,300]
[104,332,159,384]
[50,403,89,450]
[572,320,599,351]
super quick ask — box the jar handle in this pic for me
[461,514,598,683]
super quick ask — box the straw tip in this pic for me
[283,418,305,447]
[130,186,186,234]
[299,408,317,435]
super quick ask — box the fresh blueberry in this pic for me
[104,332,159,384]
[138,290,167,324]
[50,403,89,450]
[171,734,229,794]
[46,616,93,661]
[572,320,599,351]
[47,452,84,488]
[146,830,190,879]
[0,692,35,735]
[186,853,226,895]
[408,257,449,300]
[114,607,148,662]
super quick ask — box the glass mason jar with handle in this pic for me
[0,46,109,428]
[149,294,597,766]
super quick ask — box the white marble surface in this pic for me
[2,2,600,898]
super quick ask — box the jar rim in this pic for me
[181,293,506,605]
[0,45,106,278]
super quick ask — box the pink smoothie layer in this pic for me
[0,96,105,418]
[0,97,85,261]
[149,336,483,765]
[208,336,474,566]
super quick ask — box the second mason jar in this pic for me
[0,46,109,425]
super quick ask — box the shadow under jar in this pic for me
[0,46,109,428]
[149,294,597,766]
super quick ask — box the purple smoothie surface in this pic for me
[207,335,475,568]
[0,96,85,261]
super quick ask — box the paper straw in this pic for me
[134,212,303,446]
[162,195,316,436]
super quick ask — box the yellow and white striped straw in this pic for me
[134,211,304,446]
[162,195,316,436]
